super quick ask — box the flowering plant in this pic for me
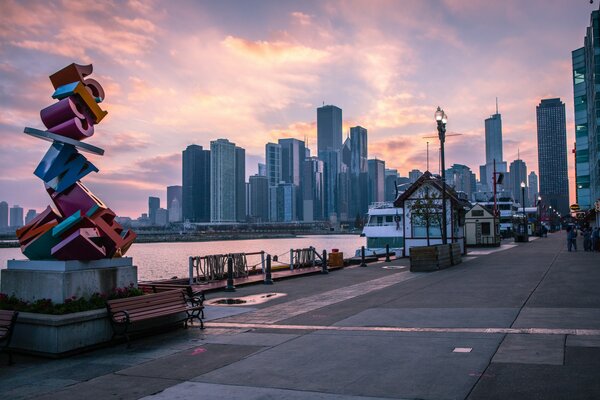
[0,284,144,315]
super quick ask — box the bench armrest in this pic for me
[110,310,130,325]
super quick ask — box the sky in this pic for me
[0,0,594,218]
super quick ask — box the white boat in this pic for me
[356,202,404,257]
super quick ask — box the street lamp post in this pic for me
[520,182,526,216]
[537,195,542,236]
[435,107,448,245]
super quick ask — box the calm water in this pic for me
[0,235,364,282]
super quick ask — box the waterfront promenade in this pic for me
[1,232,600,399]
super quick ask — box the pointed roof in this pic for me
[393,171,469,208]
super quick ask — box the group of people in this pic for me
[566,225,600,252]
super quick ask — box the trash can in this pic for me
[329,251,344,267]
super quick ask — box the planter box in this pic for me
[450,243,462,265]
[9,309,186,358]
[10,309,112,357]
[410,245,451,272]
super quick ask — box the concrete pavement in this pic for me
[1,232,599,399]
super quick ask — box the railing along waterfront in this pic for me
[188,247,323,284]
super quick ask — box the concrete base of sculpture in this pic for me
[1,258,137,303]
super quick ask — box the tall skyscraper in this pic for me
[509,159,528,206]
[384,169,399,202]
[350,126,369,218]
[528,171,539,206]
[182,144,210,222]
[265,143,282,187]
[210,139,237,223]
[258,163,266,177]
[249,174,269,222]
[409,169,423,183]
[368,159,385,205]
[167,185,182,223]
[480,103,508,191]
[446,164,476,200]
[9,205,23,228]
[572,8,599,210]
[148,196,160,225]
[537,98,570,215]
[302,157,324,222]
[25,209,37,224]
[321,149,339,220]
[0,201,8,229]
[317,105,343,221]
[317,105,343,158]
[235,146,246,222]
[279,138,305,220]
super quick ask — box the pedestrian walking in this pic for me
[584,228,592,251]
[592,227,599,251]
[567,226,576,252]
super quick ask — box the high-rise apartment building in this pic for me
[302,157,324,222]
[167,185,182,223]
[317,105,343,221]
[528,171,539,206]
[265,143,282,187]
[258,163,266,177]
[148,196,160,225]
[210,139,242,223]
[235,146,246,222]
[384,169,399,202]
[317,105,343,157]
[249,174,269,222]
[509,159,528,206]
[9,205,23,228]
[572,7,599,210]
[368,159,385,205]
[25,209,37,225]
[445,164,476,200]
[0,201,8,229]
[279,138,305,220]
[182,144,210,222]
[537,98,570,215]
[349,126,369,218]
[409,169,423,183]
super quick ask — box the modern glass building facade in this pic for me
[182,144,210,222]
[509,159,528,207]
[317,105,342,221]
[536,98,570,215]
[571,8,600,210]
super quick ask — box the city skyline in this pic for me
[0,1,592,217]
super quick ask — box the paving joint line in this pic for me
[205,322,600,336]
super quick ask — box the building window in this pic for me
[481,222,491,236]
[411,213,441,238]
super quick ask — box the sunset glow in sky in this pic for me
[0,0,593,217]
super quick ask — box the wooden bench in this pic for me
[106,290,204,345]
[0,310,19,365]
[138,283,205,318]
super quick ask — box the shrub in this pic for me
[0,284,144,315]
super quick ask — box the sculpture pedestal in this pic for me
[1,258,137,303]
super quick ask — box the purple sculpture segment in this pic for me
[18,63,136,261]
[40,97,94,140]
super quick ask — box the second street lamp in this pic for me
[435,106,448,245]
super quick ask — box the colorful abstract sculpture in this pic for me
[18,63,136,261]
